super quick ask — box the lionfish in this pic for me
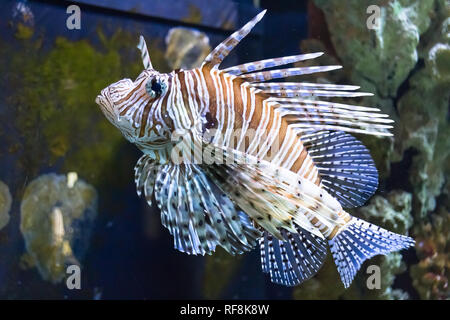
[95,10,414,288]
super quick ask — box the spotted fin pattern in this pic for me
[135,156,261,255]
[134,154,159,206]
[329,217,415,288]
[260,226,327,286]
[301,131,379,208]
[198,137,346,239]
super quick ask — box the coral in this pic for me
[306,0,450,220]
[411,208,449,299]
[357,191,413,235]
[20,173,97,284]
[0,181,12,230]
[395,0,450,218]
[314,0,435,100]
[165,27,211,70]
[303,0,449,299]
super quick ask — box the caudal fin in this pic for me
[329,217,415,288]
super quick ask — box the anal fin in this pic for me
[260,225,327,286]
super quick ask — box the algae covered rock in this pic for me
[0,180,12,230]
[302,0,449,300]
[357,190,413,235]
[314,0,435,99]
[20,173,97,284]
[165,27,211,70]
[395,0,450,218]
[3,29,146,187]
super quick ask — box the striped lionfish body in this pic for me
[95,10,414,288]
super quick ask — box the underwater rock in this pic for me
[20,173,98,284]
[394,0,450,218]
[357,190,413,235]
[165,27,211,70]
[0,180,12,230]
[313,0,435,100]
[303,0,449,300]
[411,208,449,299]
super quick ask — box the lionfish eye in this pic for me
[146,78,166,98]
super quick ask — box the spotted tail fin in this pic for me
[329,216,415,288]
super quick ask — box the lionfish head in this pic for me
[95,69,169,135]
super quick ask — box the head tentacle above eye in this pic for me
[137,35,153,69]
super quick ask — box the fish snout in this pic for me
[95,87,118,125]
[95,87,112,107]
[95,94,103,105]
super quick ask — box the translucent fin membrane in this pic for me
[136,160,261,256]
[301,131,379,208]
[275,98,391,114]
[260,226,327,286]
[329,217,415,288]
[272,99,394,137]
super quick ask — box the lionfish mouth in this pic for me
[95,87,116,123]
[95,87,111,107]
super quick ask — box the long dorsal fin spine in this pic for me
[137,35,152,69]
[202,10,267,69]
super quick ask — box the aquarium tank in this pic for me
[0,0,448,302]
